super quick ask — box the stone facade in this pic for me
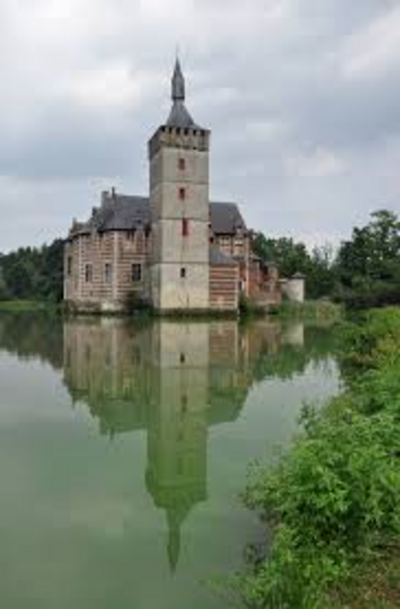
[64,60,284,314]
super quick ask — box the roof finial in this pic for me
[172,55,185,102]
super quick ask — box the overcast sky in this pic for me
[1,0,399,252]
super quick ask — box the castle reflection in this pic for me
[62,318,311,572]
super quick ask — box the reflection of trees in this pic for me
[0,312,63,369]
[252,323,337,381]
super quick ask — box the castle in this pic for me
[64,60,303,313]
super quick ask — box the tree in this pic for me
[0,239,64,302]
[336,210,400,308]
[252,234,336,298]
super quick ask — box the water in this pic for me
[0,314,340,609]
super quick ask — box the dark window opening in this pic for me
[105,263,113,284]
[67,256,72,276]
[180,267,186,279]
[178,157,186,171]
[85,264,92,283]
[131,263,142,283]
[180,353,186,364]
[182,218,189,237]
[179,187,186,201]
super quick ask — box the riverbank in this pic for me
[238,306,400,608]
[270,299,343,321]
[0,300,57,313]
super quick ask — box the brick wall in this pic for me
[210,264,238,311]
[64,229,151,312]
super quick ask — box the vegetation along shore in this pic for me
[235,307,400,608]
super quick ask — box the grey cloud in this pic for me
[0,0,399,252]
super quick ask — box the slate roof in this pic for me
[209,202,247,235]
[209,245,237,267]
[90,196,151,232]
[73,195,247,237]
[166,57,200,129]
[166,101,198,129]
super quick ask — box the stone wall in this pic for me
[149,126,210,312]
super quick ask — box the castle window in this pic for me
[131,263,142,283]
[178,157,186,171]
[105,263,113,284]
[179,187,186,201]
[182,218,189,237]
[85,264,93,283]
[180,267,186,279]
[67,256,72,276]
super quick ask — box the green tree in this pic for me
[336,210,400,308]
[0,239,64,303]
[252,234,336,298]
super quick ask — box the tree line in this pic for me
[0,209,398,309]
[253,209,400,308]
[0,239,64,303]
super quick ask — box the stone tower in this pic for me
[148,59,210,312]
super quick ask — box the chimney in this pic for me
[101,191,109,207]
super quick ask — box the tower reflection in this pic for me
[62,317,308,571]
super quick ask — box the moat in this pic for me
[0,314,340,609]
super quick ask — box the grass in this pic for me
[0,300,57,313]
[270,299,343,321]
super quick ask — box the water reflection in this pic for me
[59,317,333,572]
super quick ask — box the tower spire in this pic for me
[166,57,198,128]
[172,57,185,102]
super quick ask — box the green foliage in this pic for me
[238,307,400,608]
[239,293,265,318]
[335,211,400,309]
[272,300,342,321]
[252,234,335,299]
[0,239,64,303]
[252,210,400,309]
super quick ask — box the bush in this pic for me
[237,308,400,608]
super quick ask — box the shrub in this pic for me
[238,307,400,608]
